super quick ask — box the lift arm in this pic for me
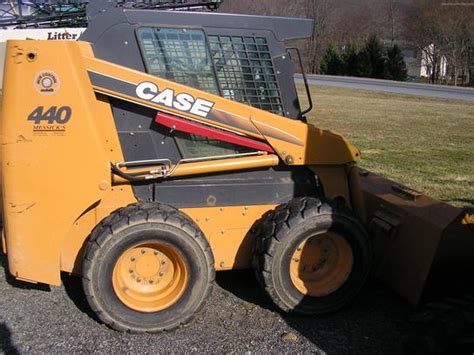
[81,45,361,177]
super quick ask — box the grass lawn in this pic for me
[297,85,474,210]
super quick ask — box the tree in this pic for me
[404,0,445,84]
[320,44,343,75]
[219,0,472,85]
[439,5,473,86]
[219,0,334,74]
[341,42,360,76]
[301,0,335,74]
[386,44,407,81]
[404,0,473,85]
[387,0,402,46]
[218,0,287,16]
[358,35,387,79]
[469,48,474,87]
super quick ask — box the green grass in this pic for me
[297,85,474,209]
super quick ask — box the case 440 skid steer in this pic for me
[1,1,473,333]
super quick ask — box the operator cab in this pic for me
[81,2,318,207]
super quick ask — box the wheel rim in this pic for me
[112,242,188,313]
[289,232,354,297]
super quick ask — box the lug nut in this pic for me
[159,272,164,277]
[154,251,158,256]
[161,260,166,265]
[141,249,146,254]
[131,257,136,262]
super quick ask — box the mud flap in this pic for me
[359,169,474,306]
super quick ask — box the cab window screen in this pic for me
[137,27,248,159]
[208,35,284,116]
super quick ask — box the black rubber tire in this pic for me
[253,197,371,315]
[82,202,214,333]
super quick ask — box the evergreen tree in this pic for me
[358,35,387,79]
[320,43,343,75]
[341,42,359,77]
[386,44,408,81]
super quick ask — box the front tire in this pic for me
[253,197,371,314]
[82,202,214,333]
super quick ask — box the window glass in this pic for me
[137,27,219,94]
[137,27,248,159]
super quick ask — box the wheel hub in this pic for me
[112,243,188,312]
[129,247,166,281]
[290,232,353,297]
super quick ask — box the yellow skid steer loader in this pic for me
[1,1,472,332]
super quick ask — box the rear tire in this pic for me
[82,202,214,333]
[253,197,371,314]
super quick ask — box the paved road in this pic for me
[0,254,411,354]
[295,74,474,102]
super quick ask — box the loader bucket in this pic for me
[359,169,474,306]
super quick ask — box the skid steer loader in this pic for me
[1,1,472,333]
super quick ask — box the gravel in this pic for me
[0,254,411,354]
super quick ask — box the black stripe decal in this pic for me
[88,71,137,98]
[87,70,301,146]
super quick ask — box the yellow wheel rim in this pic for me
[112,242,188,313]
[289,232,353,297]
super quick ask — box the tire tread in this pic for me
[253,197,370,314]
[82,202,215,333]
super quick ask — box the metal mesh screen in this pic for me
[208,35,284,116]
